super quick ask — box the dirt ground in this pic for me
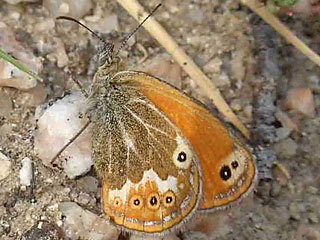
[0,0,319,239]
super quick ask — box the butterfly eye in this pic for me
[220,165,232,181]
[130,195,143,209]
[163,191,176,208]
[147,193,160,210]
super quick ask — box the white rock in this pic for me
[19,157,33,186]
[0,152,11,181]
[34,91,92,179]
[43,0,93,19]
[0,59,38,90]
[4,0,39,4]
[59,202,119,240]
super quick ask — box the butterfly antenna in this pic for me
[114,3,162,57]
[56,16,110,47]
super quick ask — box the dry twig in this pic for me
[239,0,320,68]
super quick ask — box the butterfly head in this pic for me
[97,42,115,67]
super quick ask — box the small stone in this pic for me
[289,202,304,220]
[43,0,93,19]
[4,0,39,4]
[203,58,222,74]
[275,127,292,142]
[0,152,11,181]
[0,91,13,117]
[54,38,69,68]
[59,202,119,240]
[76,176,99,193]
[270,181,282,197]
[19,157,33,186]
[215,71,231,88]
[34,91,92,179]
[243,105,253,120]
[0,123,13,137]
[275,109,300,132]
[17,84,47,107]
[88,14,119,34]
[77,192,91,205]
[230,99,242,112]
[184,6,204,24]
[274,138,298,158]
[138,55,182,89]
[308,212,319,224]
[283,88,315,117]
[307,186,319,195]
[34,19,55,32]
[273,162,291,186]
[0,59,38,90]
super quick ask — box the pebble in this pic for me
[53,38,69,68]
[284,88,315,117]
[0,26,42,84]
[289,202,304,220]
[88,14,119,34]
[275,109,299,132]
[4,0,39,4]
[76,176,99,193]
[273,162,291,186]
[306,186,318,195]
[274,138,298,158]
[275,127,292,142]
[59,202,119,240]
[19,157,33,186]
[43,0,93,19]
[203,58,222,74]
[0,91,13,117]
[34,91,92,179]
[34,19,55,33]
[16,84,47,107]
[216,71,231,88]
[138,55,182,89]
[243,105,253,120]
[0,59,38,90]
[230,99,242,112]
[0,152,11,181]
[76,192,91,205]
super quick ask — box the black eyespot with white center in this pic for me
[150,196,157,206]
[163,191,176,208]
[220,165,232,181]
[166,196,173,204]
[134,199,140,206]
[177,151,187,162]
[231,161,239,169]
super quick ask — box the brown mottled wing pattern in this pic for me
[91,74,201,234]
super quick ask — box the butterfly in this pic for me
[56,10,257,237]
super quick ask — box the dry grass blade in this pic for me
[239,0,320,68]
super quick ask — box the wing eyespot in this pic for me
[172,136,193,169]
[130,195,144,210]
[163,191,176,208]
[147,193,160,210]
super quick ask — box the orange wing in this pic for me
[118,71,257,211]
